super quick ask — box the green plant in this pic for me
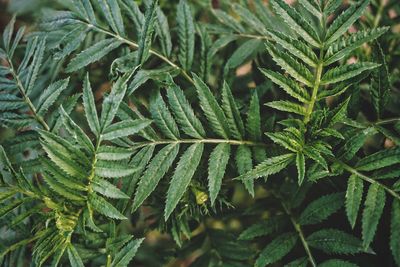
[0,0,399,266]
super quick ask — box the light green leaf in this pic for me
[0,199,24,219]
[296,152,305,185]
[25,38,46,94]
[221,81,245,139]
[60,106,94,152]
[266,30,318,67]
[345,174,364,228]
[325,0,370,45]
[236,154,294,181]
[362,183,385,249]
[102,119,152,141]
[299,193,344,225]
[166,80,205,139]
[177,0,195,70]
[66,38,122,72]
[150,91,180,140]
[321,62,379,85]
[120,0,144,35]
[270,0,320,47]
[165,143,204,220]
[255,232,298,267]
[299,0,322,19]
[72,0,96,24]
[371,42,391,119]
[208,143,231,205]
[36,78,69,116]
[89,192,126,219]
[42,172,85,201]
[83,73,100,136]
[100,75,129,131]
[266,101,307,115]
[265,43,313,87]
[324,27,389,65]
[111,238,144,267]
[97,146,133,161]
[247,91,261,141]
[260,68,310,103]
[99,0,125,36]
[95,160,137,178]
[67,244,85,267]
[192,73,230,139]
[155,8,172,57]
[92,178,129,199]
[235,145,254,196]
[132,144,179,211]
[136,0,157,66]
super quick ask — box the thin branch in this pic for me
[7,59,50,131]
[272,192,317,267]
[334,159,400,201]
[82,22,195,85]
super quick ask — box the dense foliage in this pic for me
[0,0,399,266]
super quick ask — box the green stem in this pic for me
[274,193,317,267]
[130,138,268,150]
[373,0,385,28]
[334,160,400,201]
[375,117,400,125]
[304,62,323,124]
[83,22,194,85]
[7,59,50,131]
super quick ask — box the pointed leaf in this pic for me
[221,81,245,139]
[255,232,298,267]
[307,229,365,255]
[321,62,379,85]
[92,178,129,199]
[208,143,231,205]
[192,73,230,139]
[266,101,307,115]
[132,144,179,211]
[150,92,180,140]
[325,0,370,45]
[136,0,157,65]
[345,174,364,228]
[267,30,318,67]
[261,69,311,103]
[89,192,126,219]
[165,143,203,219]
[177,0,195,70]
[66,38,122,72]
[83,73,100,136]
[270,0,320,47]
[166,80,205,139]
[324,27,389,65]
[102,119,152,141]
[362,184,385,249]
[299,193,344,225]
[111,238,144,267]
[391,199,400,266]
[356,147,400,171]
[236,154,294,181]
